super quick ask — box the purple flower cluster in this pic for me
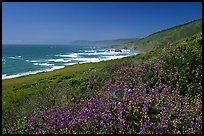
[13,56,202,134]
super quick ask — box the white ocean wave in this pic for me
[56,53,78,58]
[8,56,22,59]
[2,48,138,80]
[2,66,66,80]
[56,49,136,59]
[2,74,7,79]
[33,63,54,66]
[78,51,120,56]
[2,71,42,79]
[30,60,41,63]
[8,57,16,59]
[73,57,102,63]
[48,58,71,63]
[98,49,105,52]
[63,63,77,66]
[49,66,65,71]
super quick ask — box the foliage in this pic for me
[6,33,202,134]
[2,17,202,134]
[161,33,202,96]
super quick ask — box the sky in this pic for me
[2,2,202,44]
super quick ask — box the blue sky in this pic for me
[2,2,202,44]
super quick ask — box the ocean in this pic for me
[2,44,138,79]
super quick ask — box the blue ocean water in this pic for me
[2,44,138,79]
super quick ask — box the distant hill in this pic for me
[70,38,140,46]
[108,18,202,53]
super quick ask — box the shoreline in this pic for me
[2,52,138,80]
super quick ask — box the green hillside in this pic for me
[109,18,202,52]
[2,19,202,134]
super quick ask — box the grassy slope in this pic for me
[109,18,202,52]
[2,53,149,132]
[3,19,202,106]
[2,59,120,110]
[2,19,202,133]
[2,55,146,115]
[3,33,202,134]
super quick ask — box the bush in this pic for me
[161,34,202,96]
[8,34,202,134]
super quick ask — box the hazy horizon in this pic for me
[2,2,202,44]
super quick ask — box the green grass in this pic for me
[3,43,164,129]
[3,33,202,134]
[1,46,169,132]
[2,18,202,133]
[2,54,148,129]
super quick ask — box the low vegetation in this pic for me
[2,33,202,134]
